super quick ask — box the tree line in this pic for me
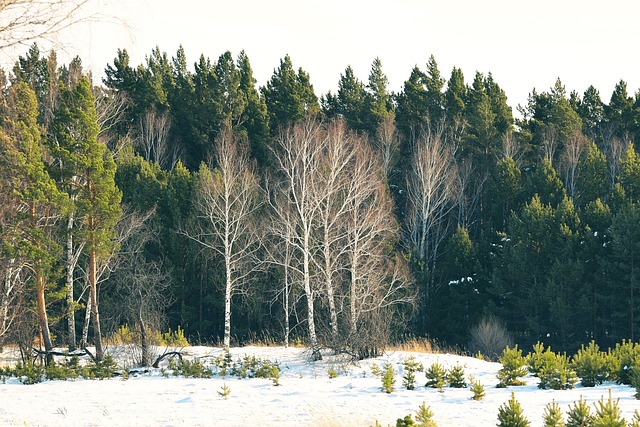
[2,43,640,362]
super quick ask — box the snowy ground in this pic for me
[0,345,637,426]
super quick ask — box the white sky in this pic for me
[6,0,640,110]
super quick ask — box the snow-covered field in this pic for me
[0,345,637,426]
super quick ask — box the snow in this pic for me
[0,345,637,426]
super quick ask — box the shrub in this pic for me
[469,316,512,361]
[528,342,555,377]
[425,362,446,389]
[497,392,530,427]
[630,411,640,427]
[403,356,424,390]
[591,390,625,427]
[381,362,395,393]
[161,326,189,347]
[447,364,466,388]
[84,355,118,380]
[565,396,594,427]
[328,368,338,379]
[396,415,416,427]
[497,345,528,387]
[572,341,608,387]
[415,402,438,427]
[542,400,565,427]
[173,359,211,378]
[371,362,382,377]
[15,363,45,385]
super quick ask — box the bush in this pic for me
[381,362,395,393]
[630,410,640,427]
[396,415,415,427]
[328,368,338,379]
[497,345,528,387]
[15,363,45,385]
[447,364,466,388]
[469,316,512,361]
[565,396,593,427]
[172,358,211,378]
[542,400,565,427]
[402,356,424,390]
[161,326,189,347]
[497,392,530,427]
[572,341,608,387]
[371,362,382,377]
[591,390,625,427]
[425,362,446,389]
[84,355,118,380]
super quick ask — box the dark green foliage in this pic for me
[497,392,531,427]
[396,415,416,427]
[447,364,467,388]
[170,358,211,378]
[497,346,528,387]
[543,400,566,427]
[425,362,446,389]
[85,355,118,380]
[15,363,45,385]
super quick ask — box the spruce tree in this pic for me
[591,390,626,427]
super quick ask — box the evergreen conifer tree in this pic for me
[497,392,531,427]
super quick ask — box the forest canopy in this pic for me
[2,43,640,362]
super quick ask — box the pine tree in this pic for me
[543,400,566,427]
[447,364,467,388]
[425,363,447,389]
[566,396,594,427]
[54,76,122,360]
[497,392,531,427]
[382,362,395,393]
[591,390,626,427]
[497,346,528,387]
[1,82,68,361]
[415,402,438,427]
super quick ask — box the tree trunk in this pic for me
[303,233,321,360]
[139,310,150,367]
[35,271,53,363]
[80,294,91,349]
[324,227,338,338]
[89,244,103,361]
[66,212,76,351]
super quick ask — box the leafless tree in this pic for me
[189,128,262,349]
[343,139,415,357]
[607,137,628,190]
[0,0,104,49]
[137,108,180,170]
[270,117,325,360]
[313,119,354,339]
[541,124,559,165]
[560,131,588,199]
[373,113,400,180]
[499,130,523,165]
[405,128,457,297]
[454,158,484,230]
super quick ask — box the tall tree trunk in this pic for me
[35,271,53,363]
[139,310,150,367]
[89,244,103,361]
[80,295,91,348]
[66,212,76,351]
[303,233,321,360]
[223,254,232,349]
[323,226,338,338]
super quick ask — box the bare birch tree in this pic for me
[373,113,400,180]
[313,119,353,339]
[137,108,179,170]
[344,139,415,357]
[270,118,325,360]
[560,130,587,199]
[405,128,457,296]
[190,128,262,349]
